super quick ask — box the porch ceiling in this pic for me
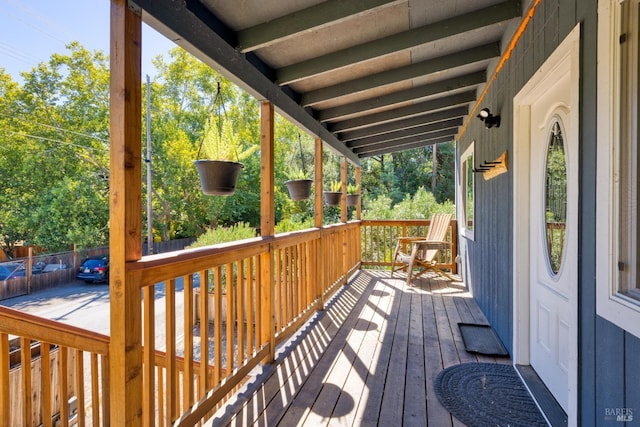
[132,0,522,164]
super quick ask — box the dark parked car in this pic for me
[0,263,26,281]
[76,256,109,283]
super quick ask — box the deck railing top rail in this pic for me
[0,305,109,355]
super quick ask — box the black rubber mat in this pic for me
[458,323,509,356]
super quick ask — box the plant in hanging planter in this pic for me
[194,109,258,196]
[346,184,360,206]
[323,180,343,206]
[194,81,258,196]
[284,133,313,201]
[284,168,313,201]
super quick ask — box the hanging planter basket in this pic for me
[323,191,342,206]
[346,193,360,206]
[194,160,244,196]
[285,179,313,201]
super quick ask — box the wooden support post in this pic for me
[314,137,323,229]
[340,157,347,223]
[355,166,362,266]
[260,101,275,362]
[314,137,325,308]
[109,1,143,425]
[355,166,361,220]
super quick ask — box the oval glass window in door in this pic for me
[544,119,567,275]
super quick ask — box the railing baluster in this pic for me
[183,274,194,412]
[273,249,280,332]
[288,245,292,324]
[214,267,222,384]
[20,337,32,426]
[101,354,110,426]
[166,278,177,425]
[157,365,164,426]
[199,269,209,399]
[74,349,85,427]
[143,285,155,426]
[226,262,234,373]
[0,333,9,425]
[59,347,69,427]
[41,342,51,427]
[90,353,99,426]
[237,259,245,365]
[247,258,254,356]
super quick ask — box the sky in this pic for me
[0,0,176,82]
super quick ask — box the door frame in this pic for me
[512,24,580,424]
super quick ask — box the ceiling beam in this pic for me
[132,0,361,165]
[318,71,484,122]
[338,106,468,141]
[301,43,499,107]
[353,128,458,154]
[358,136,455,158]
[330,91,476,133]
[278,0,520,85]
[238,0,401,53]
[347,118,462,148]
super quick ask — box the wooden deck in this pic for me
[210,270,511,426]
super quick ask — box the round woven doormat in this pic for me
[434,363,547,427]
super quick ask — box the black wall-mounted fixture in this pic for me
[477,107,501,128]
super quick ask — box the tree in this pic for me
[0,44,110,252]
[427,141,456,203]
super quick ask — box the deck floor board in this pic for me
[211,270,511,426]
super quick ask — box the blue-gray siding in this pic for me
[459,0,640,424]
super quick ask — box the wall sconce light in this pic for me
[477,107,501,128]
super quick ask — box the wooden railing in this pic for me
[360,219,458,273]
[0,306,110,426]
[127,221,360,425]
[0,219,457,425]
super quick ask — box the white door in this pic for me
[514,25,579,417]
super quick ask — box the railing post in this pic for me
[260,101,275,363]
[355,166,361,220]
[109,1,143,425]
[451,219,458,274]
[340,157,347,223]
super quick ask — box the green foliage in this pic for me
[361,194,394,219]
[199,115,259,161]
[286,169,310,181]
[347,184,359,194]
[187,222,257,248]
[0,44,110,252]
[362,187,455,220]
[358,143,456,206]
[275,214,314,233]
[0,42,458,255]
[329,180,342,192]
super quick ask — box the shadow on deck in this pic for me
[210,270,511,426]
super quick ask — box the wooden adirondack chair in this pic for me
[391,213,454,285]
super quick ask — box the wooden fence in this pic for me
[0,238,195,301]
